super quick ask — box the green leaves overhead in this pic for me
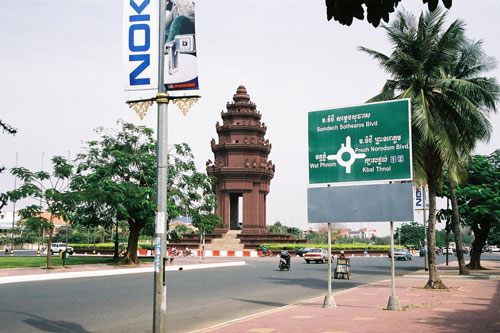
[325,0,452,27]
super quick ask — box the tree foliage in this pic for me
[455,150,500,269]
[0,119,17,208]
[305,224,341,244]
[360,8,499,288]
[71,121,218,265]
[3,156,73,268]
[268,221,305,240]
[325,0,452,27]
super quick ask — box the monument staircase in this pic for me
[168,229,306,251]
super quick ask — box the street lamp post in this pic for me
[11,153,18,251]
[153,1,168,331]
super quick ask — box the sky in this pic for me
[1,1,499,236]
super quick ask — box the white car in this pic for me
[50,243,74,255]
[303,248,332,264]
[489,245,500,253]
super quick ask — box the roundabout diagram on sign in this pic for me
[327,136,366,174]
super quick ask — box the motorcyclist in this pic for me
[280,248,291,268]
[339,250,346,259]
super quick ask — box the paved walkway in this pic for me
[194,260,500,333]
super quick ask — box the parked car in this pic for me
[303,248,331,264]
[442,247,454,254]
[388,248,412,261]
[296,247,313,257]
[489,245,500,253]
[50,243,74,255]
[419,247,440,257]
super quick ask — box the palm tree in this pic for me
[359,8,499,288]
[442,38,499,274]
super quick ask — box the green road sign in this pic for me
[308,99,412,184]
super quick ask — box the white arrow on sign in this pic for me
[327,136,366,173]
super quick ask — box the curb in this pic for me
[403,274,500,280]
[0,261,246,285]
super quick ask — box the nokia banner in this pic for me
[123,0,159,92]
[164,0,199,91]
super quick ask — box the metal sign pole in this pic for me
[323,222,336,308]
[153,0,167,331]
[423,187,428,271]
[387,221,401,310]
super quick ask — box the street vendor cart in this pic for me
[334,257,351,279]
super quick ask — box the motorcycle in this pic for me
[279,252,291,271]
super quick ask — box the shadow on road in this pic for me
[0,309,91,333]
[229,298,289,307]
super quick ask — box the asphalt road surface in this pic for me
[0,254,475,332]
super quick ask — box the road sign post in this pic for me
[308,100,412,312]
[323,223,336,308]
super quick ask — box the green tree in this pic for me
[186,173,221,260]
[268,222,305,240]
[373,236,391,245]
[325,0,452,27]
[71,121,218,265]
[0,119,17,209]
[3,156,73,268]
[71,122,155,264]
[439,34,500,275]
[286,226,305,240]
[360,9,498,288]
[396,222,425,247]
[456,151,500,269]
[268,222,287,234]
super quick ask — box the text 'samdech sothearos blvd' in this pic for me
[308,99,412,185]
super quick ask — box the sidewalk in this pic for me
[0,257,245,284]
[194,260,500,333]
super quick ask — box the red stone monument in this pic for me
[207,86,275,234]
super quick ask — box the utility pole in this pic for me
[66,151,70,245]
[153,0,168,331]
[11,153,18,247]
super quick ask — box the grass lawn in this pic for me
[0,256,153,269]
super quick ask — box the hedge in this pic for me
[259,244,391,251]
[71,243,152,250]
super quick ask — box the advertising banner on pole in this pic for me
[163,0,199,91]
[308,99,412,184]
[123,0,159,94]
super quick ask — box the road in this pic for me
[0,254,474,332]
